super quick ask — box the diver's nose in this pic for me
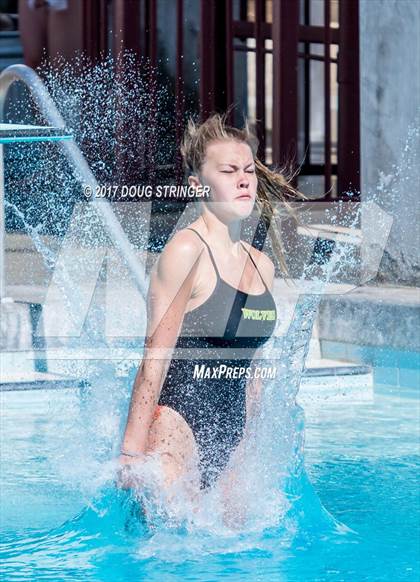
[238,171,249,188]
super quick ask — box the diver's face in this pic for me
[194,140,258,221]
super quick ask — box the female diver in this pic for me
[118,113,305,510]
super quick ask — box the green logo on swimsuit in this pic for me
[241,307,276,321]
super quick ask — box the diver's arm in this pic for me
[245,350,264,420]
[245,251,275,422]
[120,232,203,462]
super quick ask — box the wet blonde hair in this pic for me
[181,111,307,277]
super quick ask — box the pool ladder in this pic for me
[0,64,149,302]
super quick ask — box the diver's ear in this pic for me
[188,174,201,189]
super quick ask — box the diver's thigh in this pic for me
[147,405,200,486]
[216,438,249,527]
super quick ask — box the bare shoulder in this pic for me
[242,240,275,289]
[155,227,204,284]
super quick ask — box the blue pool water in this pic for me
[1,381,419,581]
[2,55,419,581]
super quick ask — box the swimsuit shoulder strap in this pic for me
[239,241,268,290]
[185,227,221,278]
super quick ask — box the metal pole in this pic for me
[0,64,149,300]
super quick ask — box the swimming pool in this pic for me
[1,378,418,581]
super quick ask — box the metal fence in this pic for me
[12,0,360,199]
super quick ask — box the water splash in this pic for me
[3,53,416,570]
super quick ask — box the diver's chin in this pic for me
[208,200,255,222]
[234,200,255,220]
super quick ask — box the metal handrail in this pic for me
[0,64,148,300]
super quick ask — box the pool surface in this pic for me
[1,382,419,581]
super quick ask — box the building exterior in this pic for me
[359,0,419,285]
[0,0,419,284]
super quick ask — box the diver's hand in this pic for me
[116,454,145,490]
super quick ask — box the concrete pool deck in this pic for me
[1,232,419,393]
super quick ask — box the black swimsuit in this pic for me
[158,228,278,489]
